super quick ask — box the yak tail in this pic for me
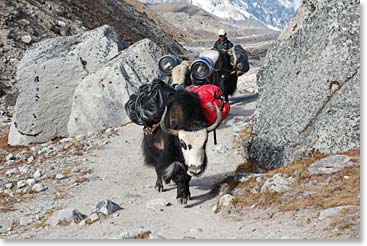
[163,161,186,182]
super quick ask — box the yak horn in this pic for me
[207,103,222,132]
[160,107,179,136]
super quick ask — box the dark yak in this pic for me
[142,90,221,204]
[209,51,238,102]
[189,50,239,102]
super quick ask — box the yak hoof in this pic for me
[177,197,188,205]
[155,184,164,192]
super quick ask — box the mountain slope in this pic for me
[140,0,300,30]
[148,3,277,40]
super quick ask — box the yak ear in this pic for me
[168,104,184,129]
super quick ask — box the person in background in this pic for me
[213,29,234,52]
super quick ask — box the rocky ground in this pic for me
[0,0,360,238]
[0,58,359,239]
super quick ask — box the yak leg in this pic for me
[173,170,191,205]
[154,169,164,192]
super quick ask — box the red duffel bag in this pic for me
[186,84,230,125]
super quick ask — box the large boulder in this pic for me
[246,0,360,167]
[8,25,163,145]
[8,25,125,146]
[67,39,164,135]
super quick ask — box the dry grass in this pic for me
[230,150,360,212]
[0,129,23,154]
[0,193,17,213]
[328,209,360,238]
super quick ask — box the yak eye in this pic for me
[188,144,192,150]
[179,140,187,150]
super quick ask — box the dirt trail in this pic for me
[2,92,356,239]
[24,96,253,239]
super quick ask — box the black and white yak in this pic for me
[142,90,221,204]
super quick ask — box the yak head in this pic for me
[160,103,221,177]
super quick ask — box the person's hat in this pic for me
[218,29,226,36]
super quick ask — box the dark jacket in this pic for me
[213,37,234,51]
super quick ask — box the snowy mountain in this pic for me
[140,0,301,30]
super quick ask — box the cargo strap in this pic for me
[230,47,237,67]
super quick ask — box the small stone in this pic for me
[63,143,73,150]
[21,35,32,44]
[318,206,359,220]
[146,198,171,210]
[105,128,114,137]
[72,167,81,173]
[19,19,31,26]
[33,169,42,179]
[261,173,290,193]
[5,168,17,176]
[22,187,29,193]
[27,156,35,163]
[5,160,15,165]
[250,187,259,194]
[218,194,234,207]
[76,134,86,141]
[96,200,122,215]
[71,209,87,223]
[18,166,31,174]
[19,217,33,226]
[6,153,15,161]
[16,188,24,194]
[55,173,65,180]
[308,155,353,175]
[234,171,257,182]
[0,177,9,186]
[48,209,71,226]
[17,180,26,189]
[30,146,40,153]
[84,213,100,224]
[89,213,100,222]
[32,183,47,192]
[4,189,14,196]
[16,151,30,160]
[26,178,36,187]
[57,20,67,27]
[5,183,13,189]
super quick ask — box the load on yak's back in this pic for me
[124,45,250,204]
[125,44,250,128]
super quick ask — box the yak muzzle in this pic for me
[187,165,204,177]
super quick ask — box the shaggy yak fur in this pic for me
[209,51,238,102]
[142,90,220,204]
